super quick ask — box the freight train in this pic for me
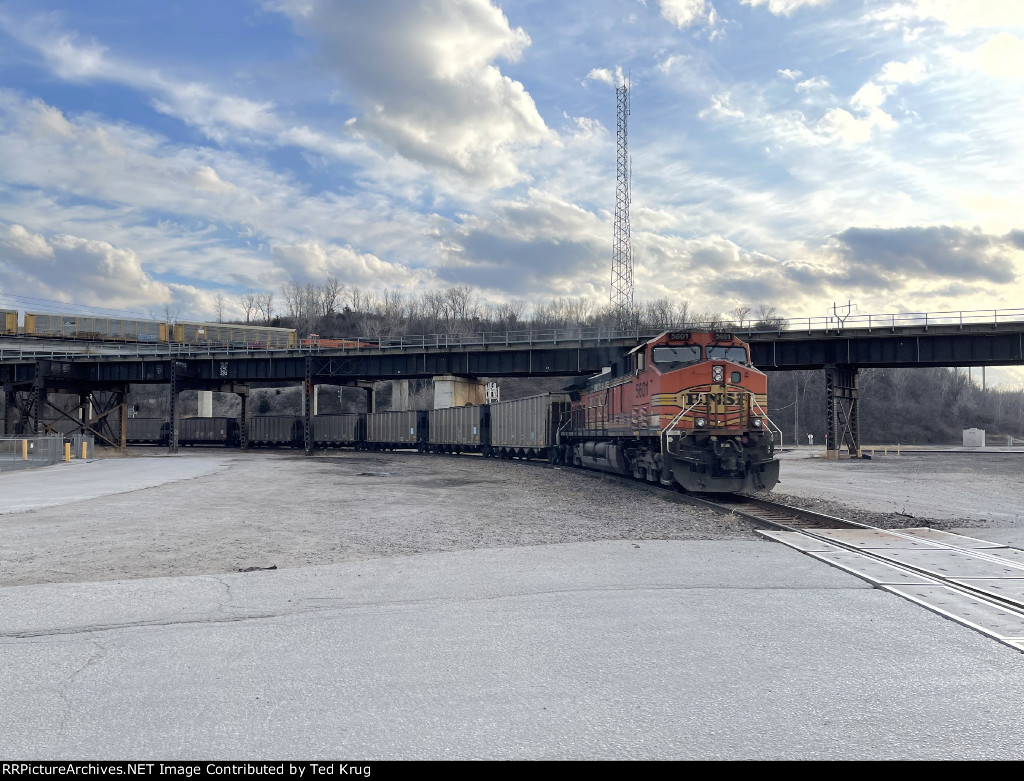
[0,309,298,348]
[120,330,779,493]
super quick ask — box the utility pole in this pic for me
[611,77,633,325]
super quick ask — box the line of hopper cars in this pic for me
[121,329,781,493]
[125,397,566,456]
[0,309,298,348]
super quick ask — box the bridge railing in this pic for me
[733,307,1024,335]
[4,307,1024,360]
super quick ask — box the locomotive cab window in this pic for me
[651,345,701,371]
[705,346,748,365]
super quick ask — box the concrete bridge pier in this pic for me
[391,380,410,411]
[825,364,860,459]
[433,375,486,409]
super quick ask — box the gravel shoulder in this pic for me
[2,447,1021,588]
[0,449,745,587]
[762,450,1024,529]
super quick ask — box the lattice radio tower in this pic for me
[611,78,633,322]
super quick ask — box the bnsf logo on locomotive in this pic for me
[683,391,744,406]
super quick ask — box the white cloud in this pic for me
[0,91,442,305]
[795,76,830,92]
[657,55,689,76]
[700,92,747,121]
[818,107,896,144]
[878,58,928,85]
[0,223,54,258]
[969,33,1024,80]
[658,0,712,28]
[778,68,804,80]
[909,0,1024,31]
[272,241,428,288]
[850,81,891,110]
[0,14,376,168]
[584,67,624,86]
[741,0,831,16]
[0,224,174,310]
[269,0,551,186]
[191,166,236,194]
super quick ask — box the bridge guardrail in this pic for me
[3,307,1024,361]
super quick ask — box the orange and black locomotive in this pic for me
[559,330,780,492]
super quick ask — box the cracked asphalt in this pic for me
[2,448,1024,759]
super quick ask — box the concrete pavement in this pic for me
[3,539,1024,760]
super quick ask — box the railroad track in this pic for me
[682,492,1024,652]
[678,493,866,532]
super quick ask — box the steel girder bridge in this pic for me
[2,321,1023,457]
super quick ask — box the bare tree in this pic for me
[730,305,752,328]
[239,290,258,324]
[754,303,786,331]
[256,291,274,325]
[319,276,344,318]
[214,293,226,323]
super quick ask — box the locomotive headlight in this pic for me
[695,418,707,428]
[752,418,763,428]
[712,365,724,382]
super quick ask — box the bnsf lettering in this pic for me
[685,392,744,405]
[634,380,649,399]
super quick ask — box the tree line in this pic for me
[233,278,785,337]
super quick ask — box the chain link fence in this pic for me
[0,435,93,472]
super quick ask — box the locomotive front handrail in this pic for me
[747,392,783,447]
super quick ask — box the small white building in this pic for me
[963,428,986,448]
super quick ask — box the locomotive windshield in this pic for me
[706,345,748,365]
[652,345,702,370]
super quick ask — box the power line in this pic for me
[0,291,163,320]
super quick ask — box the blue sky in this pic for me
[0,0,1022,336]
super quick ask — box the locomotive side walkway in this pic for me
[2,451,1024,759]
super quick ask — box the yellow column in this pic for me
[65,442,71,462]
[21,439,28,460]
[81,441,88,459]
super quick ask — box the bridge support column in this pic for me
[825,365,860,459]
[303,358,313,456]
[433,375,485,409]
[118,388,128,450]
[391,380,410,411]
[356,381,376,413]
[239,391,248,451]
[2,384,12,437]
[33,367,46,437]
[168,368,179,454]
